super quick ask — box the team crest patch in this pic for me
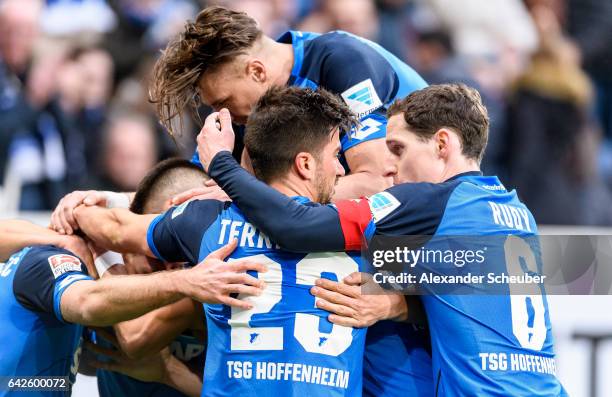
[48,254,82,279]
[341,79,383,117]
[368,192,401,223]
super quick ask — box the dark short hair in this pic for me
[131,158,209,214]
[150,5,262,136]
[244,86,357,183]
[388,83,489,162]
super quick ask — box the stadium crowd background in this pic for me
[1,0,612,226]
[1,0,612,396]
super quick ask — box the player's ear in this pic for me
[435,128,451,159]
[247,59,267,83]
[294,152,315,180]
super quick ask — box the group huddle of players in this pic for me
[0,5,568,397]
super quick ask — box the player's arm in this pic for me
[50,190,135,235]
[112,298,203,359]
[0,220,96,276]
[161,354,202,397]
[91,344,202,397]
[207,151,372,252]
[59,240,265,326]
[73,205,155,256]
[15,243,264,328]
[0,220,61,261]
[60,271,193,326]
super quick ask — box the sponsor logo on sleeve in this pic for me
[48,254,82,279]
[368,192,401,223]
[341,79,383,117]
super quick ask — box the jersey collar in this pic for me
[444,171,483,182]
[277,30,305,86]
[291,195,313,204]
[446,171,507,192]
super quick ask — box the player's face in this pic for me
[314,128,345,203]
[386,114,445,184]
[198,58,270,125]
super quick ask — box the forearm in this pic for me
[0,220,60,261]
[333,171,392,200]
[209,152,346,252]
[73,206,149,254]
[162,355,202,397]
[73,206,126,251]
[113,298,195,359]
[64,271,186,326]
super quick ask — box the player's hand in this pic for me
[170,180,230,206]
[178,239,266,308]
[196,108,235,173]
[87,329,171,384]
[50,190,108,235]
[311,272,408,328]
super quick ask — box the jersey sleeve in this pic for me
[13,246,92,323]
[148,199,226,264]
[209,152,465,251]
[361,182,462,237]
[320,41,397,152]
[209,152,350,252]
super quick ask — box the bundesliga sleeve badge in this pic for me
[48,254,82,279]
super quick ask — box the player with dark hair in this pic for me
[50,4,428,236]
[195,83,568,396]
[71,87,431,396]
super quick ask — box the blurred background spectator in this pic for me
[0,0,610,226]
[504,3,612,225]
[96,112,158,192]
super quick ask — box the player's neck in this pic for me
[268,178,316,203]
[440,157,481,182]
[259,37,294,86]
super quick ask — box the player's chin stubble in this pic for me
[316,176,338,204]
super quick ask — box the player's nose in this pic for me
[382,155,397,178]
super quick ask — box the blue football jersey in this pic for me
[363,321,433,397]
[0,246,92,396]
[192,30,427,168]
[357,173,568,396]
[149,197,366,397]
[204,155,569,396]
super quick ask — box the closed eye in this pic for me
[388,143,404,156]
